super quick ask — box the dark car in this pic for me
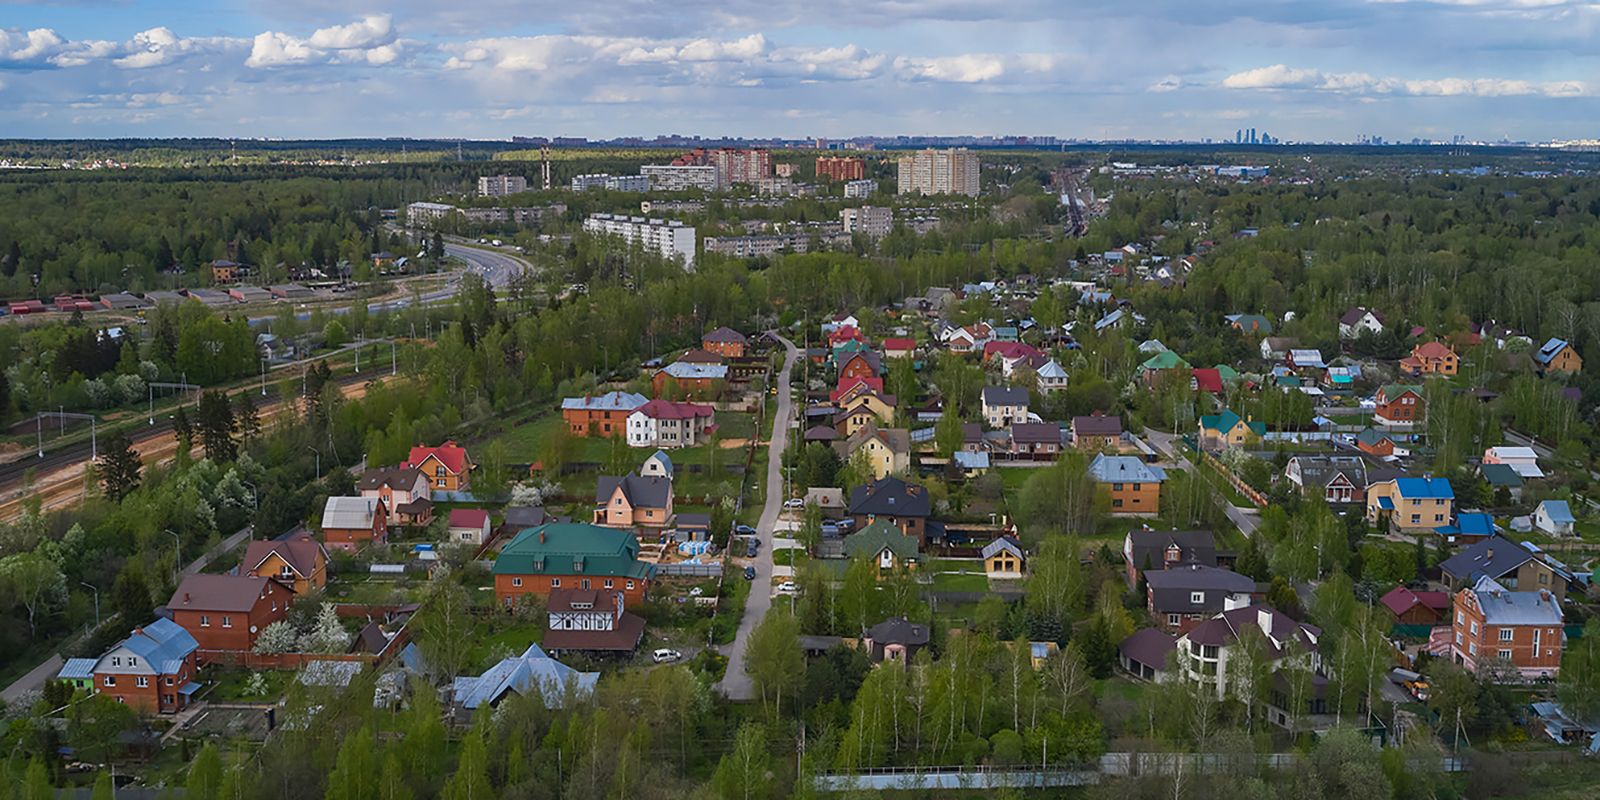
[743,566,756,580]
[735,524,757,537]
[745,539,759,558]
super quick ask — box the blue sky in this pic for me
[1,0,1598,141]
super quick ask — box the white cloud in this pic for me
[246,31,318,67]
[0,28,66,65]
[1223,63,1589,97]
[1148,76,1184,92]
[307,15,395,50]
[246,15,403,68]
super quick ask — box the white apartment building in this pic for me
[841,206,894,238]
[571,174,651,192]
[582,213,697,269]
[844,179,876,199]
[406,202,458,227]
[642,165,722,192]
[896,148,980,197]
[478,175,529,197]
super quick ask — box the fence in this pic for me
[1198,450,1269,508]
[656,562,723,578]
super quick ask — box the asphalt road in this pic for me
[718,334,798,701]
[1141,427,1261,536]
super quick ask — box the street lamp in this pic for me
[79,581,100,629]
[305,446,321,481]
[165,529,182,581]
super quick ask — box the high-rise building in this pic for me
[896,148,980,197]
[841,206,893,239]
[642,165,722,193]
[816,156,866,182]
[843,179,876,199]
[708,149,773,185]
[571,174,651,192]
[478,175,529,197]
[582,213,697,269]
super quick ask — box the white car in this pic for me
[783,498,804,509]
[775,581,798,595]
[688,587,704,597]
[652,648,682,663]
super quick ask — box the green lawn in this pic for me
[931,572,991,592]
[205,668,294,703]
[773,549,810,567]
[464,616,543,672]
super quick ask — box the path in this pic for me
[0,524,254,704]
[717,334,798,701]
[1142,427,1260,536]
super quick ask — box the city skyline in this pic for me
[2,1,1598,141]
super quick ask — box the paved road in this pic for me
[1142,427,1261,536]
[0,525,254,705]
[718,334,798,701]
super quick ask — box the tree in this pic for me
[0,550,66,637]
[1016,454,1102,537]
[325,725,379,800]
[233,391,260,443]
[22,759,51,800]
[711,722,773,800]
[112,563,153,625]
[476,440,511,500]
[304,603,350,652]
[197,389,237,462]
[745,607,803,718]
[414,578,472,680]
[173,404,194,451]
[90,774,114,800]
[1558,618,1600,725]
[933,402,964,458]
[189,742,224,800]
[538,424,575,479]
[323,319,350,348]
[68,694,137,765]
[442,715,492,800]
[1427,660,1479,749]
[254,620,299,654]
[98,431,142,500]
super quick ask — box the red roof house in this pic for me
[1379,586,1451,625]
[406,441,473,491]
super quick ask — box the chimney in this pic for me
[183,592,191,604]
[538,531,546,544]
[1257,608,1272,636]
[1485,548,1494,561]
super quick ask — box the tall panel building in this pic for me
[708,149,773,185]
[896,148,980,197]
[478,175,529,197]
[582,214,697,270]
[816,156,866,182]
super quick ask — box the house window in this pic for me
[1112,483,1124,491]
[581,579,591,589]
[1469,643,1477,656]
[104,676,117,687]
[200,615,211,627]
[512,578,523,588]
[1456,611,1463,624]
[1167,614,1180,626]
[137,677,149,688]
[604,579,614,589]
[1498,649,1512,661]
[1470,621,1478,635]
[1190,591,1205,604]
[551,578,561,588]
[223,616,234,628]
[1499,629,1513,642]
[166,677,174,686]
[1113,499,1124,508]
[626,581,635,590]
[111,657,121,667]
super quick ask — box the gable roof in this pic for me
[1379,586,1450,618]
[844,520,920,561]
[848,476,931,518]
[1146,565,1255,613]
[865,616,930,646]
[1010,422,1063,445]
[659,361,728,380]
[560,391,649,412]
[1140,350,1190,371]
[632,399,715,420]
[449,508,491,529]
[1378,384,1423,402]
[843,424,912,457]
[981,386,1030,406]
[1183,605,1321,655]
[1340,306,1385,326]
[1199,409,1263,436]
[452,643,598,710]
[1535,337,1572,365]
[1088,454,1167,484]
[243,532,325,579]
[407,441,470,474]
[322,496,381,529]
[1393,476,1454,499]
[100,618,198,674]
[1126,529,1217,571]
[1438,535,1534,582]
[1072,414,1122,437]
[702,326,747,344]
[493,523,653,580]
[595,474,672,509]
[169,574,275,613]
[882,337,916,351]
[356,465,424,492]
[1119,627,1176,669]
[1191,368,1223,393]
[1413,341,1456,360]
[1478,463,1524,488]
[981,536,1024,560]
[1537,499,1576,524]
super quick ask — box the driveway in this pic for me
[717,334,798,701]
[1142,427,1261,537]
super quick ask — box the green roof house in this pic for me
[843,520,921,572]
[493,523,655,605]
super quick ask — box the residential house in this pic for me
[982,536,1025,579]
[882,338,917,359]
[1478,463,1525,503]
[1094,307,1145,333]
[1534,338,1583,375]
[837,424,912,481]
[1191,368,1224,394]
[1285,455,1392,504]
[1138,350,1192,388]
[980,386,1031,428]
[862,617,930,665]
[676,348,725,365]
[240,532,328,595]
[1286,349,1326,371]
[626,399,717,449]
[1379,586,1451,625]
[1007,422,1063,460]
[1435,512,1498,545]
[1175,605,1323,703]
[822,313,861,335]
[1366,477,1453,534]
[1260,337,1298,361]
[448,509,493,547]
[1450,576,1564,679]
[1374,384,1425,428]
[641,450,674,479]
[320,496,388,552]
[833,391,897,436]
[1535,500,1576,537]
[1036,359,1069,393]
[830,376,885,404]
[1355,428,1404,458]
[407,441,473,492]
[1338,307,1387,339]
[848,476,932,544]
[167,574,291,656]
[1089,454,1167,515]
[700,327,748,358]
[1119,628,1178,681]
[1072,414,1123,450]
[55,660,95,692]
[1484,446,1544,479]
[1227,314,1273,335]
[90,618,200,714]
[451,643,598,712]
[594,475,674,530]
[493,523,655,605]
[1438,535,1568,602]
[1123,529,1218,588]
[561,391,649,438]
[543,589,647,655]
[1198,409,1264,451]
[843,520,921,572]
[356,465,433,526]
[1400,341,1459,377]
[838,351,884,384]
[1146,564,1255,634]
[653,361,728,398]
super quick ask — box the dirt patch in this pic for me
[718,438,749,449]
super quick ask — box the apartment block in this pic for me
[478,175,529,197]
[816,156,866,181]
[406,201,458,227]
[844,179,877,198]
[897,148,980,197]
[842,206,894,238]
[583,213,697,269]
[571,174,651,192]
[709,149,773,185]
[642,165,722,192]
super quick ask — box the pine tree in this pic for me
[197,390,237,462]
[98,431,143,500]
[112,565,153,624]
[172,405,193,451]
[233,391,260,443]
[2,241,19,278]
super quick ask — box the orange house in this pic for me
[1400,341,1459,377]
[1089,454,1164,514]
[560,391,649,438]
[1374,384,1424,427]
[241,532,329,595]
[406,441,473,491]
[90,618,200,714]
[701,327,748,358]
[167,575,291,658]
[838,351,882,383]
[1450,576,1564,679]
[493,523,655,606]
[593,474,674,529]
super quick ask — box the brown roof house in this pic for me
[357,465,433,526]
[594,474,675,530]
[1072,414,1123,450]
[542,589,647,655]
[240,531,328,595]
[167,574,292,659]
[862,616,930,666]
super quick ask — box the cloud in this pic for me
[307,15,394,50]
[1223,63,1589,96]
[246,15,402,68]
[1148,76,1184,92]
[0,28,67,66]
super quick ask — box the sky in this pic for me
[1,1,1599,142]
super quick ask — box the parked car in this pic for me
[783,498,804,509]
[746,539,759,558]
[652,649,682,663]
[775,581,798,595]
[743,566,757,580]
[688,586,704,597]
[836,518,855,532]
[735,524,757,536]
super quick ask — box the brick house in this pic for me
[838,351,883,384]
[91,618,200,714]
[492,523,654,606]
[652,361,728,399]
[240,531,328,595]
[700,327,748,359]
[1123,529,1218,587]
[1145,564,1255,634]
[356,465,434,526]
[593,474,674,529]
[406,441,473,491]
[167,574,291,657]
[320,496,388,552]
[1450,576,1564,680]
[1374,384,1424,428]
[560,391,648,438]
[1089,454,1166,514]
[848,476,932,545]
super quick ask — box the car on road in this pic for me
[820,522,839,537]
[783,498,804,509]
[735,524,757,536]
[743,566,757,580]
[652,649,682,663]
[775,581,798,595]
[745,539,759,558]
